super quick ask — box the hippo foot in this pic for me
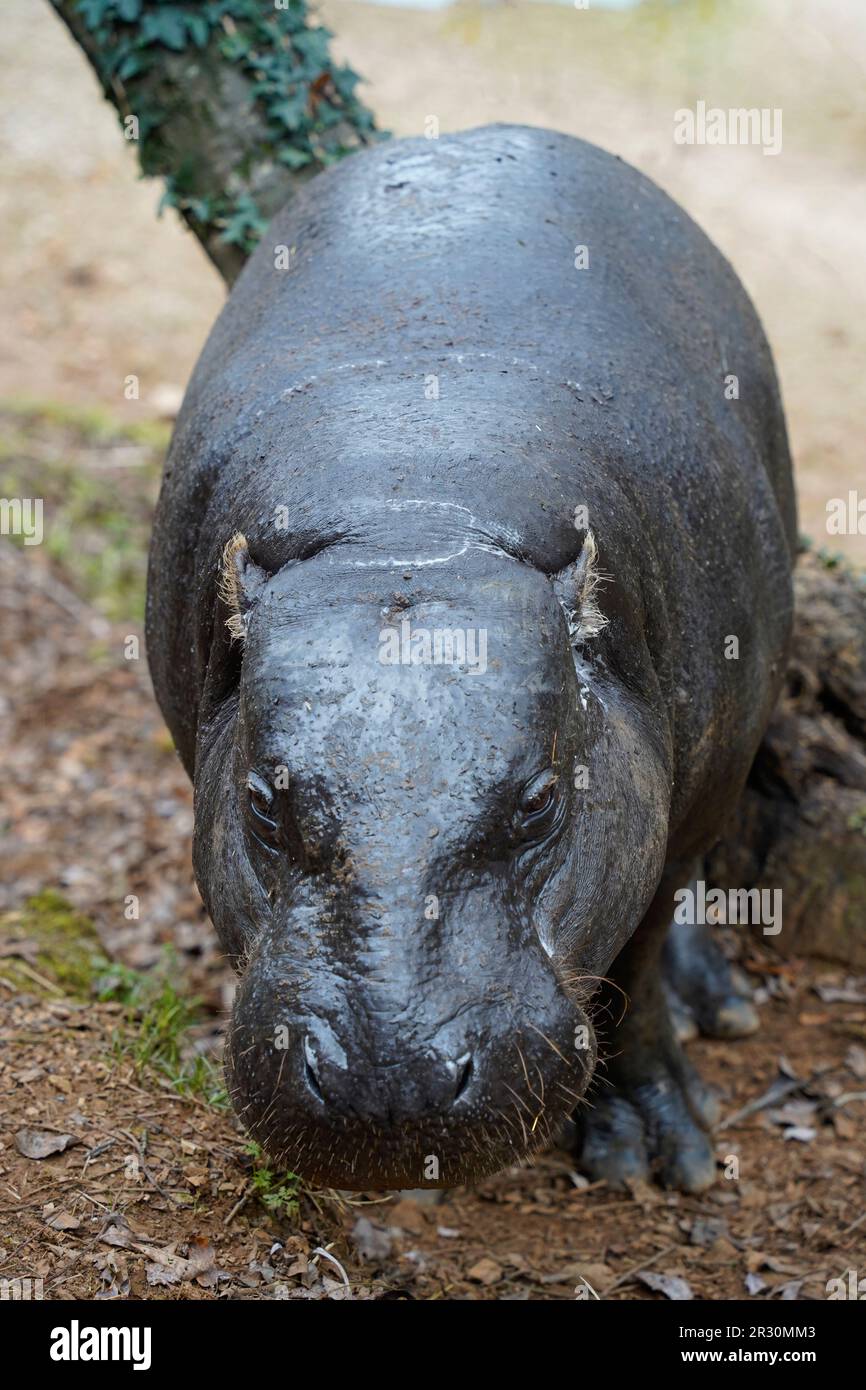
[663,912,759,1042]
[578,1030,721,1194]
[576,867,723,1193]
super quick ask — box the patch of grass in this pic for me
[0,398,166,622]
[245,1141,302,1222]
[0,397,172,450]
[0,890,226,1107]
[97,955,228,1108]
[814,545,851,572]
[810,545,866,591]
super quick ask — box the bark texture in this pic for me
[49,0,380,283]
[708,550,866,967]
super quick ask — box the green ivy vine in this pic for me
[67,0,381,260]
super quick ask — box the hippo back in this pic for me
[146,124,795,848]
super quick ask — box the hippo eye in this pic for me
[246,772,279,849]
[518,769,559,827]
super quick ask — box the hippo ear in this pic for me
[217,533,269,643]
[552,531,608,643]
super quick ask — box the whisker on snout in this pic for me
[524,1021,571,1066]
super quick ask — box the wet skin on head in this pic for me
[208,541,644,1190]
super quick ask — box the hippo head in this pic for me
[192,523,671,1189]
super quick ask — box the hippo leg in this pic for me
[662,865,760,1042]
[577,869,721,1193]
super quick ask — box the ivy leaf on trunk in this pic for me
[49,0,382,283]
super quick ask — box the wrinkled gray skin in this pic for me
[146,126,795,1192]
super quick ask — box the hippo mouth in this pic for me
[225,1000,596,1190]
[231,1107,571,1191]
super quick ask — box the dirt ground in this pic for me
[2,980,864,1301]
[0,408,864,1300]
[1,0,865,1302]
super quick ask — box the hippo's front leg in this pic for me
[577,866,721,1194]
[663,864,760,1042]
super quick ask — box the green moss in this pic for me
[0,890,109,998]
[0,890,225,1106]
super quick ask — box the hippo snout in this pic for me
[300,1031,475,1120]
[225,958,596,1190]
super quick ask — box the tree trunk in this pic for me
[707,549,866,968]
[49,0,380,283]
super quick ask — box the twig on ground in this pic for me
[603,1243,678,1296]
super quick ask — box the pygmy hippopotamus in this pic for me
[146,125,796,1193]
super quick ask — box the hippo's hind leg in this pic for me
[576,867,721,1193]
[663,863,759,1042]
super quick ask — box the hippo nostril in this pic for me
[304,1056,324,1103]
[303,1035,324,1104]
[452,1052,473,1103]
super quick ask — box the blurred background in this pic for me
[1,0,864,556]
